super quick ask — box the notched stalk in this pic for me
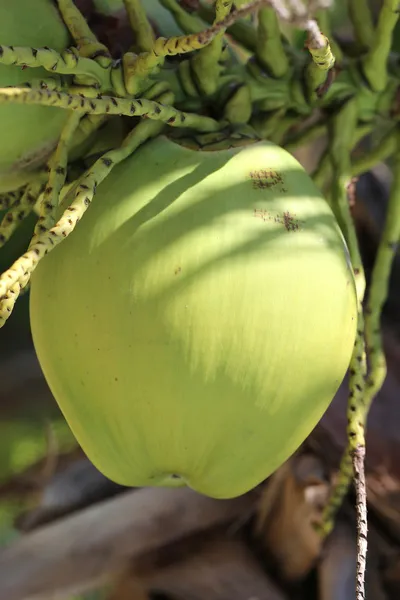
[0,87,224,132]
[0,44,109,88]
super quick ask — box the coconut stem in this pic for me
[160,0,207,34]
[315,8,343,64]
[0,45,109,88]
[57,0,112,67]
[284,120,326,152]
[70,114,109,153]
[0,87,224,132]
[196,0,258,52]
[123,0,155,53]
[305,33,335,101]
[363,128,400,429]
[0,180,44,250]
[311,125,373,192]
[151,1,270,57]
[362,0,399,92]
[337,128,400,599]
[32,112,83,242]
[256,7,289,78]
[348,0,374,51]
[319,101,367,533]
[127,0,270,79]
[190,1,234,95]
[0,189,25,212]
[351,129,398,177]
[353,444,368,600]
[318,99,370,600]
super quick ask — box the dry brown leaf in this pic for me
[254,453,330,581]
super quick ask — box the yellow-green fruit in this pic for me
[29,136,357,499]
[0,0,71,191]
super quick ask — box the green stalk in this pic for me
[0,87,223,132]
[0,189,24,212]
[305,34,335,100]
[318,106,367,529]
[0,181,44,249]
[348,0,374,50]
[315,8,343,64]
[123,0,155,52]
[351,130,397,176]
[191,0,234,95]
[284,121,326,152]
[312,125,373,191]
[160,0,208,34]
[0,45,110,88]
[197,0,258,52]
[250,108,286,139]
[150,1,267,58]
[363,129,400,416]
[321,99,369,599]
[57,0,111,67]
[269,114,299,144]
[362,0,399,92]
[256,7,289,78]
[32,112,82,241]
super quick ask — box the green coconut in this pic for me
[0,0,71,192]
[29,135,357,499]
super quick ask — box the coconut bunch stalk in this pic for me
[0,2,399,598]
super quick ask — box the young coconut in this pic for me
[0,0,71,192]
[29,135,357,500]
